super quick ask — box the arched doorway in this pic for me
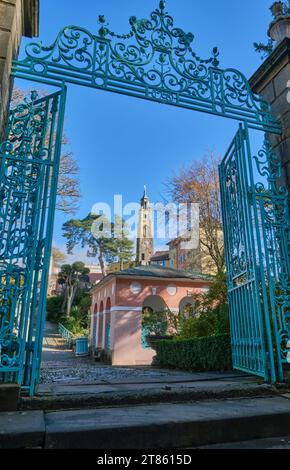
[92,303,98,348]
[98,301,104,348]
[143,295,167,313]
[105,299,111,353]
[142,295,167,349]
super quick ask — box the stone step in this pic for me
[43,396,290,449]
[2,396,290,449]
[20,379,277,412]
[0,411,45,449]
[197,436,290,449]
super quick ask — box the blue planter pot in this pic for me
[75,337,89,357]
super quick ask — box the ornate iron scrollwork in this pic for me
[221,124,290,382]
[0,91,65,392]
[12,1,280,133]
[253,139,290,367]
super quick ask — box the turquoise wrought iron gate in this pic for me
[0,88,66,395]
[1,1,290,394]
[220,124,290,383]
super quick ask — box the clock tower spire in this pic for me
[136,187,154,266]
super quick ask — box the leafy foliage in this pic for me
[253,41,274,60]
[58,262,90,317]
[62,213,134,277]
[141,274,229,341]
[178,305,229,339]
[142,308,181,337]
[61,306,88,338]
[177,272,229,339]
[154,335,232,371]
[77,293,92,316]
[142,309,168,336]
[46,296,65,323]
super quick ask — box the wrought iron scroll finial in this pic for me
[159,1,166,11]
[98,15,108,37]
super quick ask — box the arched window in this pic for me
[179,297,195,318]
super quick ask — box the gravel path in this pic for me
[40,321,170,385]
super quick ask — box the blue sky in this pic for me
[16,0,273,262]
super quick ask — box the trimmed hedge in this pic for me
[154,334,232,372]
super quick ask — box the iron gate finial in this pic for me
[159,1,166,12]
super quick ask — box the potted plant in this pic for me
[142,309,173,350]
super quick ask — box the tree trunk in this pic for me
[61,287,68,313]
[66,295,72,318]
[66,286,74,318]
[98,252,106,277]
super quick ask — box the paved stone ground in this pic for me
[36,321,276,408]
[12,323,288,448]
[41,321,180,386]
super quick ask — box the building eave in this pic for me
[90,274,115,293]
[249,37,290,93]
[91,273,213,294]
[115,274,213,284]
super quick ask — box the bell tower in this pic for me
[136,186,154,266]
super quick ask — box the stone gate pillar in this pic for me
[0,0,39,135]
[250,5,290,190]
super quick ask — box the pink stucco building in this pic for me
[89,265,212,366]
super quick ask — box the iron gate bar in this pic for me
[257,194,284,381]
[220,121,290,383]
[12,73,67,90]
[0,86,67,395]
[12,1,281,134]
[242,124,278,382]
[219,124,273,381]
[29,86,67,394]
[252,139,290,379]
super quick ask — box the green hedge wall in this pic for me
[154,334,232,372]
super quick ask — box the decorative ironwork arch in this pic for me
[2,1,289,394]
[13,1,280,134]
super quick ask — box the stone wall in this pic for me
[250,38,290,190]
[0,0,39,137]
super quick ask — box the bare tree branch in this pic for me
[166,150,225,275]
